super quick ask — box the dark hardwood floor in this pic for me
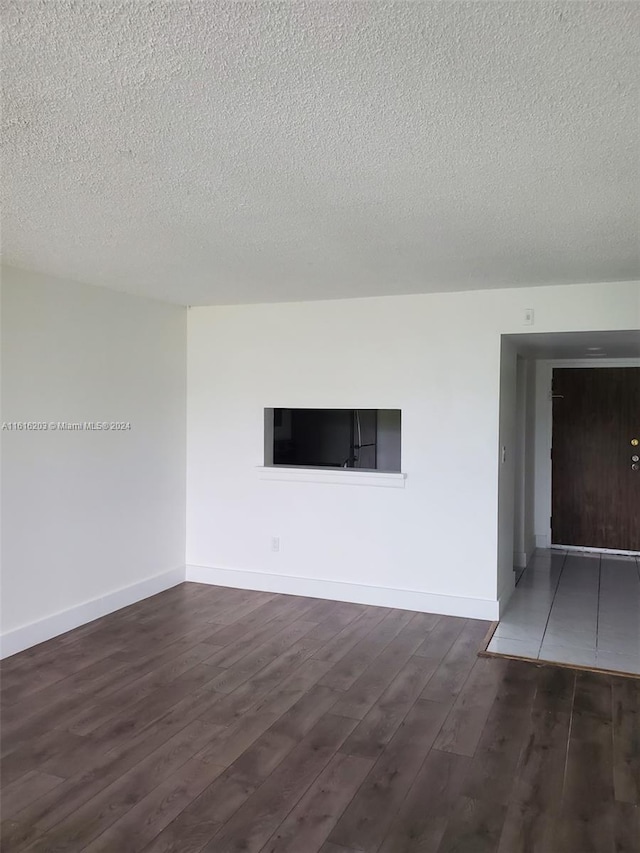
[1,583,638,853]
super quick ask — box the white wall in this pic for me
[512,356,526,568]
[497,338,517,606]
[187,280,639,620]
[523,358,537,559]
[533,360,553,548]
[1,267,187,655]
[512,357,537,570]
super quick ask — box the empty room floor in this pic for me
[1,584,639,853]
[488,549,640,675]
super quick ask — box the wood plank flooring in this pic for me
[1,583,638,853]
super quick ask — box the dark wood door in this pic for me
[552,367,640,550]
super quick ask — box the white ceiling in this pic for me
[2,1,639,306]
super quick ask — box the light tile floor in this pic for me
[487,549,640,675]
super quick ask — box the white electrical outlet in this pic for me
[523,308,534,326]
[271,536,280,553]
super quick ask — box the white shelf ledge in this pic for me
[257,466,406,488]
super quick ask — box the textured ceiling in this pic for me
[2,1,639,306]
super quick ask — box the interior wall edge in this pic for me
[0,566,186,659]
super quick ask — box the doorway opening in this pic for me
[490,330,640,675]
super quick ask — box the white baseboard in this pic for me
[0,567,185,659]
[185,564,499,621]
[514,537,537,570]
[535,533,550,549]
[513,551,528,570]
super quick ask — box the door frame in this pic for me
[535,357,640,554]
